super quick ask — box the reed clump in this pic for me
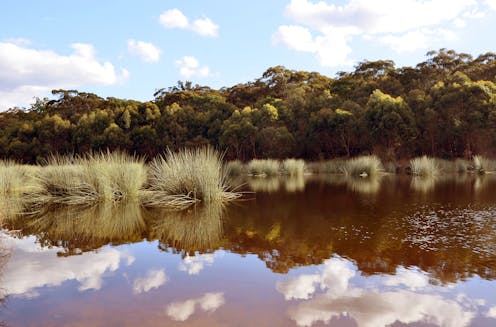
[281,159,305,176]
[145,147,240,207]
[409,156,441,177]
[342,155,382,178]
[247,159,280,176]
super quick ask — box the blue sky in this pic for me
[1,0,496,110]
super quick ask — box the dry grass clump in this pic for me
[145,147,240,207]
[281,159,305,176]
[342,155,382,177]
[409,156,441,177]
[0,161,40,196]
[30,151,147,206]
[473,155,496,174]
[247,159,280,176]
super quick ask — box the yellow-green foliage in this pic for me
[409,156,440,177]
[247,159,280,176]
[281,159,305,176]
[146,147,239,206]
[342,155,382,177]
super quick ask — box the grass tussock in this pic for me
[473,155,496,174]
[145,147,240,207]
[409,156,441,177]
[0,161,40,196]
[281,159,305,176]
[342,155,382,178]
[29,151,147,206]
[247,159,280,176]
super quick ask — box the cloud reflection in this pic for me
[277,257,477,327]
[179,253,217,275]
[133,269,168,294]
[0,234,134,298]
[166,292,225,321]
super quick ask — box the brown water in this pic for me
[1,174,496,327]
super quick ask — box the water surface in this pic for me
[1,175,495,326]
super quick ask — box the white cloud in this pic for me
[159,9,219,37]
[166,292,225,321]
[0,234,133,298]
[159,9,189,29]
[273,25,317,52]
[191,18,219,37]
[179,253,216,275]
[275,0,484,66]
[487,0,496,10]
[133,269,168,294]
[0,42,128,110]
[127,39,161,63]
[175,56,211,79]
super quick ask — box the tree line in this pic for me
[1,48,496,163]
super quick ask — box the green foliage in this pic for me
[1,49,496,162]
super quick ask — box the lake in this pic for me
[1,174,495,326]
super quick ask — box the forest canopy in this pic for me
[1,49,496,163]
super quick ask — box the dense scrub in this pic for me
[1,49,496,163]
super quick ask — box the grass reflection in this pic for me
[147,203,225,252]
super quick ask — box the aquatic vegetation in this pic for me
[281,159,305,176]
[146,147,240,207]
[409,156,440,177]
[342,155,382,177]
[247,159,280,176]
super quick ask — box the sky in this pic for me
[1,0,496,110]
